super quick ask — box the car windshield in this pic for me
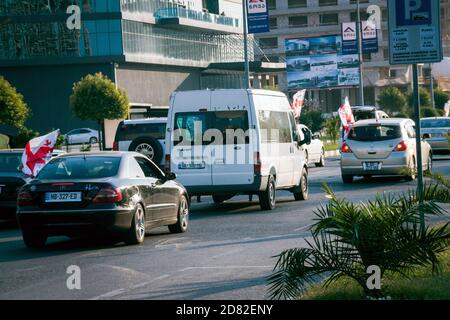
[0,153,22,172]
[421,119,450,128]
[37,156,121,180]
[353,110,376,121]
[348,125,402,142]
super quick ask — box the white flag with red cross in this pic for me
[338,96,355,138]
[291,89,306,118]
[22,129,59,177]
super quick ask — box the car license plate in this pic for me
[178,161,205,169]
[363,162,381,171]
[45,192,82,203]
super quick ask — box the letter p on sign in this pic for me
[405,0,422,19]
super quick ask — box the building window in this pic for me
[269,17,277,30]
[289,16,308,28]
[350,11,370,22]
[320,13,338,26]
[363,53,371,61]
[388,69,397,78]
[262,55,280,63]
[350,0,370,4]
[383,49,389,60]
[267,0,276,10]
[259,37,278,49]
[319,0,338,6]
[288,0,307,8]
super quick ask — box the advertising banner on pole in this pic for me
[247,0,270,34]
[341,21,378,55]
[362,21,378,53]
[342,22,358,55]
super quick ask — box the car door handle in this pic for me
[234,146,241,150]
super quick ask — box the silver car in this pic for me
[340,118,432,183]
[420,117,450,154]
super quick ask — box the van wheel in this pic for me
[129,137,163,164]
[169,195,189,233]
[259,175,276,210]
[342,175,353,184]
[212,194,234,204]
[293,169,308,201]
[315,149,325,167]
[22,231,47,248]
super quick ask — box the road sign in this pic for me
[388,0,442,65]
[247,0,269,34]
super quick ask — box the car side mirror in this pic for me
[166,172,176,180]
[422,133,430,140]
[298,128,312,146]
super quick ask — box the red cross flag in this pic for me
[291,89,306,118]
[338,96,355,138]
[22,129,59,177]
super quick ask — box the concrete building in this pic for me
[0,0,284,146]
[255,0,450,112]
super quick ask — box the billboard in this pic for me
[285,35,360,90]
[247,0,270,34]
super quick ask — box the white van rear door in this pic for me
[209,90,255,186]
[170,92,212,187]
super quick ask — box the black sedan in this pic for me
[17,152,189,248]
[0,149,31,220]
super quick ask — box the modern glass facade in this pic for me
[0,0,248,65]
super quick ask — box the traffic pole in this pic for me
[412,63,425,231]
[242,0,250,89]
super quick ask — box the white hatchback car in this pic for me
[64,128,99,145]
[340,118,432,183]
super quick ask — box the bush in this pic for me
[9,127,39,148]
[0,77,30,129]
[421,107,441,118]
[433,89,450,110]
[323,117,340,144]
[268,178,450,300]
[408,87,432,108]
[377,87,407,115]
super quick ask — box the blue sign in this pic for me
[342,22,358,55]
[341,22,378,55]
[362,21,378,54]
[247,0,269,34]
[396,0,432,26]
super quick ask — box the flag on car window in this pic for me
[292,89,306,118]
[22,129,59,177]
[444,100,450,117]
[338,96,355,138]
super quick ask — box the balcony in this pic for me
[154,7,241,34]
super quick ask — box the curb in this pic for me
[325,150,339,158]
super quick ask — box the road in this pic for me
[0,157,449,300]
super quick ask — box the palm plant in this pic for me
[268,182,450,300]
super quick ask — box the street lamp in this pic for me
[356,0,364,106]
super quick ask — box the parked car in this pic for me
[0,149,64,220]
[420,117,450,155]
[16,152,189,248]
[113,118,166,166]
[63,128,99,145]
[297,124,325,167]
[165,89,311,210]
[340,118,432,183]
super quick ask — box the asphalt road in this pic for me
[0,156,449,300]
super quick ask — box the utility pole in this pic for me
[356,0,364,106]
[242,0,250,89]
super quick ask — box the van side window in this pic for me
[288,112,299,142]
[258,111,292,143]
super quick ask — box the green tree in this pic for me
[421,107,441,118]
[376,87,407,115]
[433,89,450,110]
[408,87,432,108]
[299,109,324,133]
[324,117,340,144]
[70,73,129,149]
[0,76,30,129]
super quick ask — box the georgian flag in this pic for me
[338,96,355,138]
[291,89,306,118]
[22,129,59,177]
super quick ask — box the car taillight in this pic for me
[93,186,123,203]
[164,154,171,174]
[112,141,119,151]
[254,152,261,174]
[394,141,408,152]
[341,142,352,153]
[17,191,34,206]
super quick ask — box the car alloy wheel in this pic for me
[135,143,155,159]
[180,196,189,229]
[135,205,146,242]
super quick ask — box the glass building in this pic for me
[0,0,281,146]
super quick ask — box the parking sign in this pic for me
[388,0,442,64]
